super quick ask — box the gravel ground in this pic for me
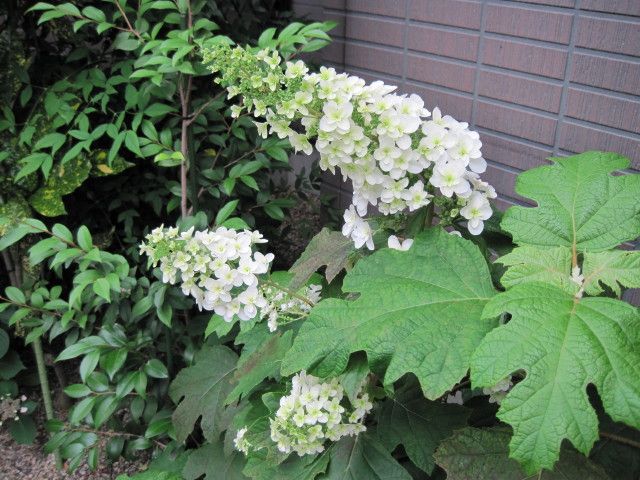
[0,418,148,480]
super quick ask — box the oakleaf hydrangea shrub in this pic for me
[142,153,637,479]
[133,42,639,479]
[3,17,639,478]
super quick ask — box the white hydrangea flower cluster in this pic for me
[266,371,372,456]
[483,376,513,404]
[140,225,274,322]
[260,283,322,332]
[204,44,497,249]
[234,427,251,454]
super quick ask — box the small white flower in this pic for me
[387,235,413,251]
[430,160,471,198]
[460,191,492,235]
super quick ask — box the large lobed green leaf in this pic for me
[582,250,640,296]
[183,441,248,480]
[226,330,293,404]
[486,151,640,472]
[283,228,497,399]
[169,345,237,443]
[498,246,640,297]
[434,427,609,479]
[502,152,640,252]
[376,379,470,473]
[288,227,356,290]
[471,283,640,473]
[321,434,411,480]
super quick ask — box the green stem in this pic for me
[0,247,61,468]
[600,431,640,450]
[164,328,174,377]
[33,338,62,469]
[423,202,435,231]
[262,279,315,307]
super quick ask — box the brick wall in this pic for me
[293,0,640,214]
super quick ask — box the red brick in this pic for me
[407,24,479,61]
[410,0,482,30]
[485,4,573,44]
[406,54,476,92]
[483,164,526,201]
[624,288,640,307]
[510,0,575,6]
[580,0,640,16]
[345,68,402,87]
[483,37,568,79]
[345,16,405,48]
[478,70,563,113]
[323,11,345,37]
[571,53,640,96]
[343,43,404,77]
[405,82,474,120]
[493,195,525,211]
[294,1,323,20]
[475,101,558,145]
[559,122,640,169]
[575,16,640,57]
[340,0,405,17]
[322,0,344,9]
[322,40,344,64]
[565,88,640,134]
[480,132,553,170]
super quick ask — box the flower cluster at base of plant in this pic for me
[139,225,274,322]
[203,43,497,250]
[235,371,373,457]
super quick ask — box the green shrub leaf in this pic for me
[288,227,356,290]
[376,379,470,474]
[283,228,498,399]
[501,152,640,252]
[582,250,640,296]
[322,434,410,480]
[226,330,293,404]
[182,440,247,480]
[434,427,609,479]
[471,283,640,473]
[169,345,237,442]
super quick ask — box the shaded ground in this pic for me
[0,428,148,480]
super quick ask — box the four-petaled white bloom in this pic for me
[342,206,374,250]
[460,191,492,235]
